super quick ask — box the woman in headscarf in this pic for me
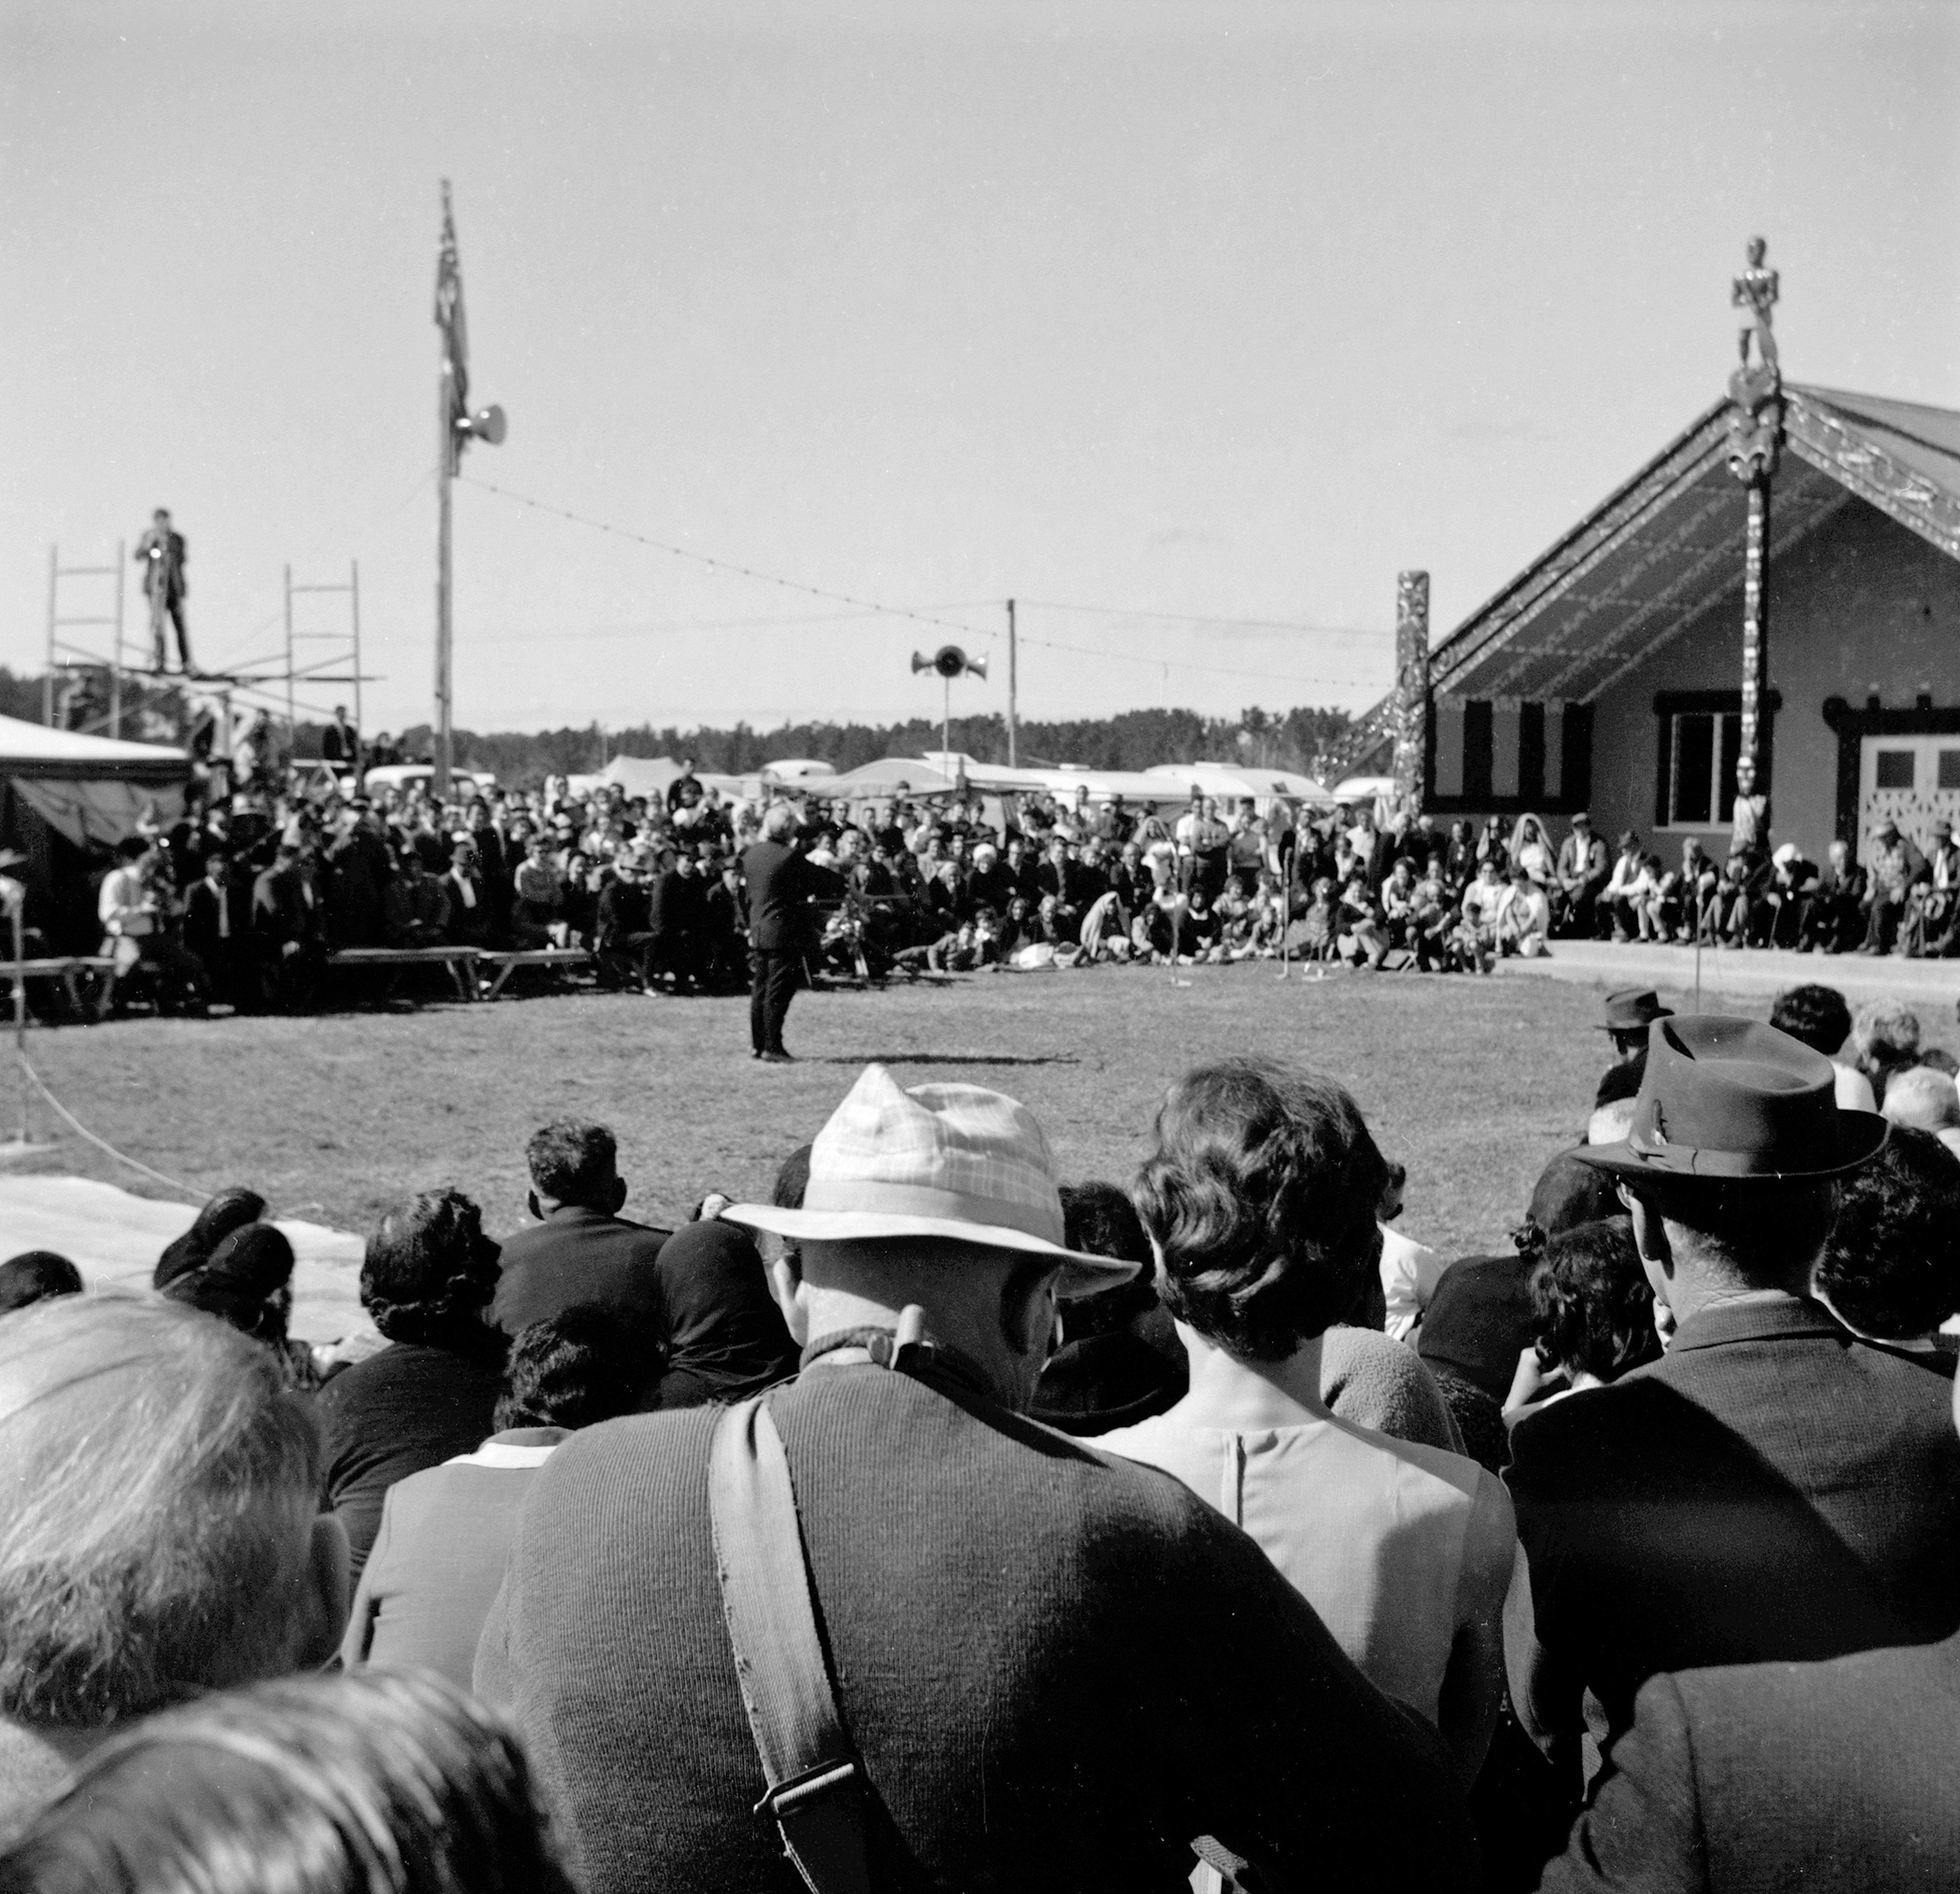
[163,1223,322,1389]
[649,1219,800,1410]
[153,1186,266,1291]
[1508,814,1556,887]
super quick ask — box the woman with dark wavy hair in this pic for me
[0,1671,574,1894]
[1099,1057,1519,1785]
[1504,1217,1661,1421]
[315,1189,507,1580]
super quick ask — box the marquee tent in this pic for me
[0,714,189,851]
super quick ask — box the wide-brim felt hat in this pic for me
[721,1063,1139,1298]
[1596,987,1673,1033]
[1577,1015,1887,1183]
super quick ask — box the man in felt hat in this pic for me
[1505,1017,1960,1800]
[477,1065,1474,1892]
[1596,987,1672,1064]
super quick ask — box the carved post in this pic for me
[1393,570,1430,814]
[1727,236,1783,773]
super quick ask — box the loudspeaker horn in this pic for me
[462,404,507,445]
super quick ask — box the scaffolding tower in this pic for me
[278,561,365,739]
[43,541,129,734]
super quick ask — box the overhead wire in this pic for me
[458,475,990,639]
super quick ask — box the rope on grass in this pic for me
[12,1049,206,1202]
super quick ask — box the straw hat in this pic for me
[721,1064,1138,1297]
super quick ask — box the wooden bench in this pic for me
[476,947,593,1000]
[0,955,117,1021]
[326,946,482,1003]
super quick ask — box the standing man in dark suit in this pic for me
[1539,1362,1960,1894]
[490,1119,670,1342]
[251,843,324,1011]
[183,849,253,1010]
[1506,1017,1959,1782]
[133,507,191,674]
[740,802,843,1062]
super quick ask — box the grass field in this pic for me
[7,963,1640,1261]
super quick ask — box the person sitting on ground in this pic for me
[1859,817,1925,956]
[1507,1018,1959,1801]
[1811,1123,1960,1346]
[490,1120,670,1348]
[1495,866,1551,958]
[161,1223,321,1389]
[0,1671,576,1894]
[0,1298,346,1844]
[1881,1064,1960,1158]
[1099,1057,1519,1786]
[1770,981,1875,1110]
[315,1189,508,1579]
[1337,869,1389,969]
[154,1185,266,1290]
[1600,832,1645,941]
[477,1062,1476,1891]
[1850,996,1923,1107]
[644,1217,800,1410]
[0,1253,80,1315]
[1030,1182,1187,1435]
[343,1308,651,1689]
[1502,1217,1661,1423]
[1553,813,1610,938]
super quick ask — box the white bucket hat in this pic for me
[721,1064,1138,1298]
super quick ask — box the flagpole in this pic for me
[436,414,453,800]
[434,185,455,801]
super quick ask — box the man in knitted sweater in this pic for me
[476,1065,1475,1892]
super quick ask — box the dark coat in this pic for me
[1540,1632,1960,1893]
[1507,1295,1960,1738]
[474,1357,1476,1892]
[250,863,319,947]
[740,840,843,953]
[490,1206,670,1341]
[183,874,249,963]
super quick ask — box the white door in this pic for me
[1858,735,1960,859]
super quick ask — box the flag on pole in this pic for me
[435,180,470,470]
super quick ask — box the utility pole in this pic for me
[1006,597,1018,766]
[433,180,506,799]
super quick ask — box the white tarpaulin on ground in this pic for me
[0,1174,369,1342]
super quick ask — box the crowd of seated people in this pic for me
[16,748,1960,1025]
[0,975,1956,1889]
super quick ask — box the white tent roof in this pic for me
[0,712,189,782]
[1142,762,1337,805]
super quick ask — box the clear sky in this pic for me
[4,0,1955,742]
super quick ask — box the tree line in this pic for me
[0,665,1360,785]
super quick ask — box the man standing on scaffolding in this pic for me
[133,507,193,675]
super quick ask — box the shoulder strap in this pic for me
[708,1396,875,1894]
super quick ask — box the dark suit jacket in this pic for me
[490,1206,671,1340]
[250,863,318,947]
[1540,1632,1960,1893]
[183,876,248,961]
[740,841,842,953]
[1508,1295,1960,1736]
